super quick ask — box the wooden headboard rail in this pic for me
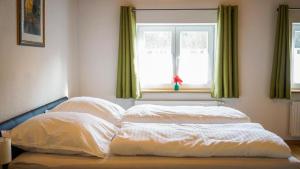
[0,97,68,159]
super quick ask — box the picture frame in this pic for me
[17,0,45,47]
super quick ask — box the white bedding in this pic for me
[50,97,125,126]
[123,104,250,124]
[8,112,117,158]
[110,122,291,158]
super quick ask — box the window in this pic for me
[137,24,216,91]
[292,23,300,89]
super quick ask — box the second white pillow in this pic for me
[51,97,125,126]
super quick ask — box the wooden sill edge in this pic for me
[142,89,300,94]
[142,89,211,93]
[291,89,300,93]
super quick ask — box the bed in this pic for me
[1,97,300,169]
[9,152,300,169]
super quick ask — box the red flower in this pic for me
[173,75,183,85]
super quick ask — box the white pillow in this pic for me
[123,104,250,124]
[50,97,125,126]
[8,112,117,158]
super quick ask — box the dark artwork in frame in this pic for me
[17,0,45,47]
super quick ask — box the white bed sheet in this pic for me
[111,123,291,158]
[9,152,300,169]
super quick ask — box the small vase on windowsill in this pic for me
[174,82,180,91]
[173,75,183,92]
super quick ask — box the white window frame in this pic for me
[292,23,300,89]
[137,24,216,91]
[136,25,175,89]
[175,25,215,89]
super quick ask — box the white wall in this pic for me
[77,0,300,139]
[0,0,79,122]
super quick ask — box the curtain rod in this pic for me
[132,8,218,11]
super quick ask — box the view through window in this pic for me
[137,24,216,90]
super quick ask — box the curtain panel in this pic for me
[116,6,141,99]
[270,5,291,99]
[211,5,239,98]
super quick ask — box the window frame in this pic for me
[175,25,215,89]
[292,23,300,90]
[136,25,175,89]
[136,24,216,92]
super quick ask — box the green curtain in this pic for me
[270,5,290,99]
[116,6,141,99]
[211,5,239,98]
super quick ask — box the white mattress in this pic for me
[9,152,300,169]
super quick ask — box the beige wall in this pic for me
[77,0,300,139]
[0,0,79,122]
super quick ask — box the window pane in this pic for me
[178,31,209,85]
[138,31,173,87]
[294,31,300,84]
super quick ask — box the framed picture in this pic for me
[17,0,45,47]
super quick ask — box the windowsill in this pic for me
[291,89,300,93]
[142,88,211,93]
